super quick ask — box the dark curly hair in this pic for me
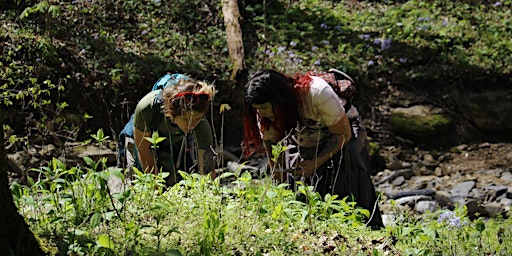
[243,70,301,156]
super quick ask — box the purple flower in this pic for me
[314,59,321,65]
[493,1,502,7]
[399,57,408,63]
[312,46,318,51]
[288,52,298,58]
[289,41,297,47]
[320,23,330,29]
[381,39,392,50]
[321,40,330,45]
[360,34,371,41]
[277,46,287,54]
[442,21,448,27]
[335,25,342,32]
[374,38,392,50]
[367,60,375,66]
[438,211,465,228]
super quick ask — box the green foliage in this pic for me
[2,1,512,254]
[247,0,512,82]
[12,157,512,255]
[2,0,511,148]
[144,131,167,150]
[19,1,60,19]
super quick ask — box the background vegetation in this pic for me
[1,0,512,255]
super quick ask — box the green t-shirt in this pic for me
[133,90,213,173]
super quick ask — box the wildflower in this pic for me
[289,41,297,47]
[320,23,330,29]
[321,40,330,45]
[367,60,375,66]
[374,38,392,50]
[493,1,502,7]
[314,59,321,65]
[396,22,403,26]
[142,30,148,35]
[360,34,370,41]
[265,49,274,57]
[277,46,287,54]
[442,21,448,27]
[438,211,466,228]
[381,39,392,50]
[334,25,342,32]
[311,46,318,51]
[399,57,408,63]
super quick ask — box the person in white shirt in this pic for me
[243,69,384,229]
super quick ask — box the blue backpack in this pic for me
[117,73,189,168]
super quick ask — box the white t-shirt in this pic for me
[291,76,346,147]
[260,76,359,147]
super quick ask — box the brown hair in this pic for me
[161,78,215,118]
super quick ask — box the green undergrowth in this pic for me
[10,156,512,255]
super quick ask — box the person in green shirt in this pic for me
[131,77,216,186]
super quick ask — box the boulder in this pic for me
[389,105,452,143]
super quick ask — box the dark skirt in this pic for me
[285,119,384,229]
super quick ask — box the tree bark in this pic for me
[221,0,248,86]
[0,114,45,255]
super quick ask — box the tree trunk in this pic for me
[0,114,45,255]
[221,0,248,87]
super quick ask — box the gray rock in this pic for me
[501,171,512,182]
[392,176,406,186]
[415,201,437,213]
[395,195,431,206]
[389,105,452,142]
[483,202,504,217]
[450,181,476,197]
[500,198,512,207]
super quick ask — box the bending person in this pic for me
[132,77,216,186]
[243,69,384,229]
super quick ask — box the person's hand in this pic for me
[294,159,318,178]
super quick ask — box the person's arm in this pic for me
[193,119,216,178]
[133,127,157,174]
[295,114,352,177]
